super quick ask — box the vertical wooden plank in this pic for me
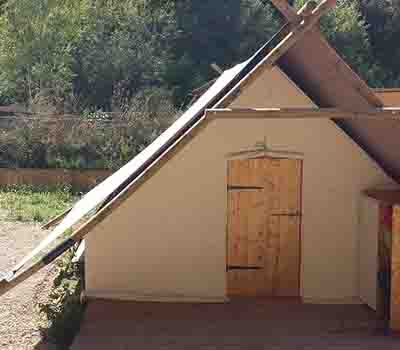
[247,190,266,241]
[272,158,302,214]
[227,192,248,267]
[227,270,249,296]
[265,158,302,297]
[249,158,266,187]
[286,159,302,214]
[247,269,270,296]
[268,215,280,296]
[248,240,266,267]
[266,158,282,214]
[248,164,268,295]
[228,158,265,187]
[391,205,400,332]
[227,159,238,186]
[275,216,301,296]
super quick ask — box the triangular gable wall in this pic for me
[230,66,314,109]
[85,67,395,302]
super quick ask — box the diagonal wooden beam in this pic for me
[40,207,72,230]
[270,0,300,22]
[220,0,337,107]
[272,0,383,107]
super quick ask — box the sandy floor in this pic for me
[0,213,56,350]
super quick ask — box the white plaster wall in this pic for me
[85,67,396,302]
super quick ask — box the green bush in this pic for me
[37,250,85,348]
[0,87,178,170]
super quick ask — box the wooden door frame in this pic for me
[225,151,304,298]
[226,146,304,161]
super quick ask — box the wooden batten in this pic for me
[40,207,72,230]
[206,107,400,120]
[364,189,400,206]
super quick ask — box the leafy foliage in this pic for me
[0,0,399,110]
[37,250,85,347]
[0,0,283,110]
[74,1,177,111]
[360,0,400,87]
[0,88,178,169]
[0,0,83,106]
[0,0,399,170]
[165,0,281,102]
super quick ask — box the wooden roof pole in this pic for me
[270,0,300,22]
[207,107,400,119]
[40,207,72,230]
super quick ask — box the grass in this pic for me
[0,184,77,223]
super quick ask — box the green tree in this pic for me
[0,0,85,107]
[73,1,177,111]
[164,0,281,103]
[360,0,400,86]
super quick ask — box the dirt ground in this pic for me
[73,299,399,350]
[0,211,56,350]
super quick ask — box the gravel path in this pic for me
[0,212,56,350]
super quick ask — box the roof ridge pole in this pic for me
[270,0,300,22]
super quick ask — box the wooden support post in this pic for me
[40,207,72,230]
[391,205,400,333]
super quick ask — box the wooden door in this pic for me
[227,157,302,297]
